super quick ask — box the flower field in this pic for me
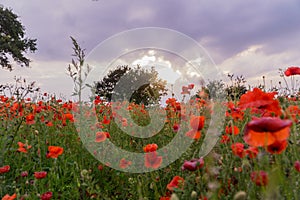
[1,67,300,200]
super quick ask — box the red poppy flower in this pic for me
[165,98,176,105]
[97,165,103,171]
[64,113,74,122]
[250,171,268,186]
[181,86,190,95]
[286,105,300,122]
[238,88,281,116]
[95,131,110,142]
[167,176,184,191]
[190,115,205,130]
[122,118,128,127]
[46,146,64,158]
[245,146,259,159]
[21,171,28,177]
[1,193,17,200]
[188,84,194,89]
[225,125,240,135]
[231,143,246,158]
[26,113,35,125]
[181,157,204,171]
[266,140,288,154]
[45,121,53,127]
[243,117,292,147]
[17,142,32,153]
[226,103,244,121]
[34,171,47,179]
[220,135,230,144]
[119,158,132,169]
[159,196,170,200]
[102,116,111,125]
[40,192,53,200]
[294,161,300,172]
[143,143,158,153]
[185,130,201,140]
[284,66,300,76]
[0,165,10,174]
[172,123,180,132]
[144,151,163,169]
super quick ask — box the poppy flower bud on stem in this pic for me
[233,191,247,200]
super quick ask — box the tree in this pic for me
[95,65,168,105]
[0,6,37,70]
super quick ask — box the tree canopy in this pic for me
[95,65,167,105]
[0,6,37,70]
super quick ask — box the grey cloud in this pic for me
[1,0,300,96]
[2,0,300,64]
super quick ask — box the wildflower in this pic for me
[226,102,244,121]
[122,118,128,127]
[190,115,205,130]
[185,129,201,140]
[170,194,179,200]
[45,121,53,127]
[225,125,240,135]
[245,146,259,159]
[119,158,132,169]
[220,135,230,144]
[191,191,198,198]
[286,105,300,122]
[34,171,47,179]
[198,87,209,99]
[143,143,158,152]
[294,161,300,172]
[2,193,16,200]
[266,140,288,154]
[172,123,180,132]
[231,143,246,158]
[250,170,268,186]
[97,165,103,171]
[233,191,247,200]
[0,165,10,174]
[26,113,35,125]
[239,88,281,116]
[243,117,292,147]
[167,176,184,191]
[40,191,52,200]
[21,171,28,177]
[102,115,110,125]
[46,146,64,158]
[188,84,194,89]
[94,96,102,105]
[144,151,163,169]
[64,113,74,122]
[181,157,204,171]
[17,141,32,153]
[284,66,300,76]
[95,131,110,142]
[181,86,190,95]
[159,196,170,200]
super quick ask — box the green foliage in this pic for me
[95,65,130,101]
[0,76,40,100]
[205,80,226,100]
[95,65,168,105]
[0,6,37,70]
[67,36,91,101]
[225,74,247,101]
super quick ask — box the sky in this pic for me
[1,0,300,100]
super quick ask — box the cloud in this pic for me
[219,44,300,88]
[1,0,300,98]
[0,60,74,98]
